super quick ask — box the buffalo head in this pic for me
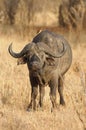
[8,42,66,72]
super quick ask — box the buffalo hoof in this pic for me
[60,100,66,106]
[27,105,33,112]
[27,108,33,112]
[51,105,59,113]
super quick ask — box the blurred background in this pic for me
[0,0,86,36]
[0,0,85,27]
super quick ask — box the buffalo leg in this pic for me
[58,76,65,105]
[39,86,45,107]
[49,78,58,110]
[28,86,38,111]
[28,77,38,111]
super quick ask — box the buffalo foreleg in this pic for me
[39,86,45,108]
[58,76,65,105]
[28,76,38,111]
[49,78,58,110]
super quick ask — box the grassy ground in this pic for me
[0,27,86,130]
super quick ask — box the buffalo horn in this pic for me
[8,43,33,58]
[36,42,66,58]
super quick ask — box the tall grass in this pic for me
[0,21,86,130]
[0,0,61,26]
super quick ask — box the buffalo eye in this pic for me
[27,53,33,61]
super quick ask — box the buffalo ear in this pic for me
[23,56,28,62]
[46,57,56,66]
[17,56,28,65]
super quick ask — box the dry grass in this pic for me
[0,27,86,130]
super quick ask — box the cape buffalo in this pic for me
[8,30,72,111]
